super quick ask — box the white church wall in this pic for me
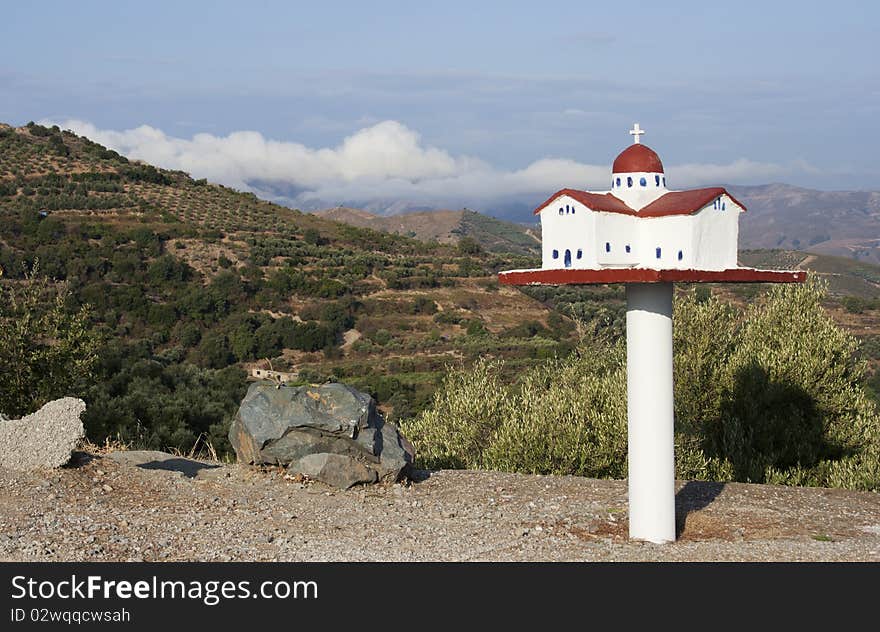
[538,193,743,272]
[610,171,667,209]
[691,195,741,270]
[636,216,694,269]
[540,195,597,269]
[595,213,639,266]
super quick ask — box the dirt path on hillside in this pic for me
[1,450,878,562]
[796,254,817,269]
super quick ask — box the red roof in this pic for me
[534,188,637,216]
[499,267,805,286]
[612,144,664,174]
[534,187,746,216]
[639,187,747,217]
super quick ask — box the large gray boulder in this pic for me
[0,398,85,470]
[229,382,414,487]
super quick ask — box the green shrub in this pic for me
[370,329,393,346]
[402,331,627,476]
[0,265,101,416]
[400,358,507,469]
[84,354,246,456]
[484,334,627,478]
[457,237,482,255]
[465,319,487,337]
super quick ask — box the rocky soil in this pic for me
[1,449,878,562]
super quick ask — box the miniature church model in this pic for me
[537,124,743,272]
[500,124,804,544]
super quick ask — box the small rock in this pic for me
[102,484,113,492]
[289,453,378,490]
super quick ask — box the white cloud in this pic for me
[668,158,793,186]
[46,118,812,211]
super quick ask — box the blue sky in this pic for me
[2,0,879,207]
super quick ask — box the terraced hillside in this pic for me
[0,122,568,455]
[314,206,541,256]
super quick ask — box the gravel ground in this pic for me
[1,449,879,562]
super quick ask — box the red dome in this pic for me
[612,144,664,174]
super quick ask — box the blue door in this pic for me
[564,249,572,268]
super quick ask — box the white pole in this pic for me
[625,282,676,543]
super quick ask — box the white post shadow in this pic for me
[625,282,675,543]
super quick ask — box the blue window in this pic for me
[576,249,583,259]
[662,177,666,186]
[678,250,683,261]
[625,244,631,253]
[639,177,647,186]
[605,242,611,253]
[627,176,633,188]
[616,177,621,187]
[552,249,559,259]
[722,202,726,210]
[655,247,662,259]
[655,175,660,186]
[564,249,572,268]
[571,207,575,214]
[565,205,569,214]
[559,207,564,215]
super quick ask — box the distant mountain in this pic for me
[313,207,541,256]
[727,184,880,264]
[247,179,445,216]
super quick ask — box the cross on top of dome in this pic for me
[629,123,645,144]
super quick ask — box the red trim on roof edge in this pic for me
[533,188,637,216]
[534,187,748,216]
[498,267,805,286]
[639,187,748,217]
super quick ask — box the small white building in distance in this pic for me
[537,124,745,271]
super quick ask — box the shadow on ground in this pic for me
[675,481,725,538]
[137,458,219,479]
[102,450,221,479]
[409,469,434,483]
[64,451,96,468]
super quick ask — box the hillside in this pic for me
[313,206,541,256]
[0,122,564,455]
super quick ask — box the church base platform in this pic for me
[498,267,806,286]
